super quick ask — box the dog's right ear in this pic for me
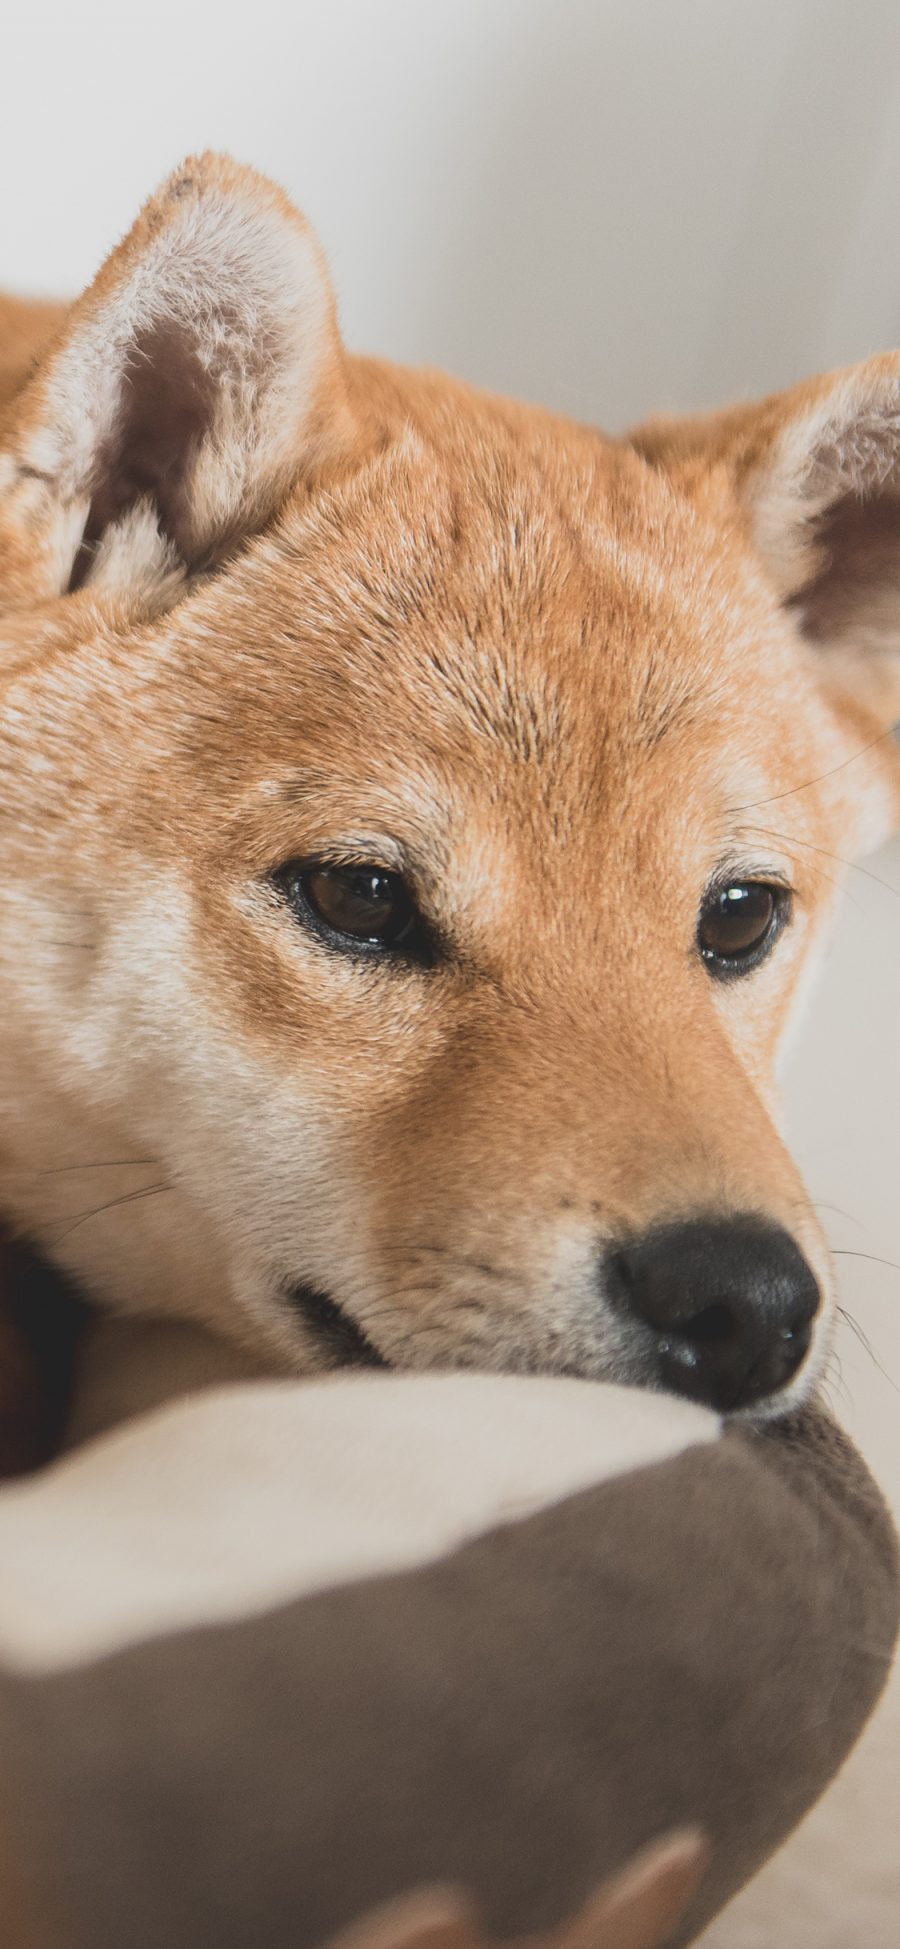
[0,154,355,615]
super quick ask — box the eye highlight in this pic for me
[273,860,425,956]
[698,880,790,978]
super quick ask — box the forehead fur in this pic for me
[168,380,782,799]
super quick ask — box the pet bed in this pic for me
[0,1373,895,1946]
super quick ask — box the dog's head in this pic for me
[2,156,899,1413]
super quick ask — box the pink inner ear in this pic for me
[788,485,900,652]
[68,320,216,590]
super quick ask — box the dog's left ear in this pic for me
[632,357,900,844]
[0,153,356,614]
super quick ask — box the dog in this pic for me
[1,154,898,1445]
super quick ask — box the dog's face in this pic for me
[1,157,899,1414]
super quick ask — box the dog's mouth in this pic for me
[288,1282,389,1369]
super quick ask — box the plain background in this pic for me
[3,3,899,1940]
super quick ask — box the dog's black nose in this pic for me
[608,1217,820,1411]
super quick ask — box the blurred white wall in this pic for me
[5,0,900,428]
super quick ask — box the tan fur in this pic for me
[1,155,899,1425]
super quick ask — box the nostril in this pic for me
[779,1316,813,1355]
[678,1300,736,1345]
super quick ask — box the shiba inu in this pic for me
[1,154,898,1441]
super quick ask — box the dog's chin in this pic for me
[287,1283,389,1371]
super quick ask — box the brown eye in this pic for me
[275,862,420,952]
[698,882,787,976]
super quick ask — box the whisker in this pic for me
[49,1182,171,1245]
[833,1248,900,1277]
[40,1157,159,1176]
[811,1201,864,1231]
[830,884,866,920]
[728,723,899,815]
[748,826,900,904]
[820,1348,851,1417]
[835,1302,900,1396]
[733,823,851,905]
